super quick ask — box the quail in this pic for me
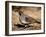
[19,11,41,24]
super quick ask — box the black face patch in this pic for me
[19,11,23,16]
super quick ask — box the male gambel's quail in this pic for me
[19,11,40,25]
[15,11,40,28]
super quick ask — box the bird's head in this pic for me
[19,11,23,16]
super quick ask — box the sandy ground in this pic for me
[12,23,41,31]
